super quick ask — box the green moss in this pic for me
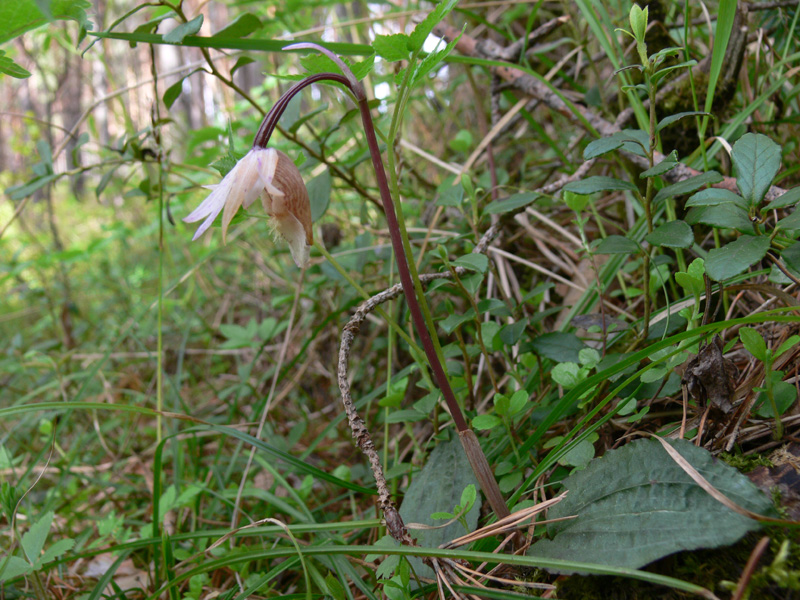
[719,451,773,472]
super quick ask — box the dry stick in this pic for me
[731,536,771,600]
[337,168,597,539]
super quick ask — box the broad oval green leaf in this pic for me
[705,235,771,281]
[528,439,774,572]
[644,220,693,248]
[453,253,489,273]
[653,171,723,203]
[530,332,587,363]
[399,437,481,577]
[731,132,782,205]
[685,204,752,232]
[686,187,747,209]
[307,169,331,222]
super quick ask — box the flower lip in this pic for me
[184,148,313,268]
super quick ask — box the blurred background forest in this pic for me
[3,0,800,598]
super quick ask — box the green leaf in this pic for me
[781,242,800,276]
[299,52,375,81]
[497,320,527,346]
[778,208,800,230]
[39,537,75,564]
[484,192,538,215]
[508,390,529,415]
[731,133,782,205]
[408,0,459,52]
[756,380,796,418]
[529,439,774,572]
[21,511,53,562]
[594,235,640,254]
[705,235,771,282]
[230,56,254,75]
[307,169,331,223]
[650,59,698,86]
[439,310,475,334]
[775,335,800,359]
[0,50,31,78]
[453,253,488,273]
[410,27,462,86]
[449,129,472,153]
[685,204,752,232]
[0,0,92,45]
[563,176,637,195]
[399,437,481,578]
[739,327,767,363]
[472,414,502,430]
[163,78,185,109]
[211,13,261,38]
[644,220,693,248]
[530,332,586,363]
[163,15,203,44]
[325,572,346,600]
[640,151,678,177]
[686,187,747,209]
[373,33,410,61]
[762,186,800,212]
[655,111,711,133]
[552,362,581,388]
[653,171,723,203]
[559,439,595,468]
[0,556,33,582]
[583,130,646,160]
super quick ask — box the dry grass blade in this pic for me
[651,435,797,525]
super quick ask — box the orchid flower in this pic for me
[183,147,313,268]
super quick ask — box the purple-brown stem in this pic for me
[255,53,509,520]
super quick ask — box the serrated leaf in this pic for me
[685,204,752,232]
[410,28,461,85]
[762,186,800,212]
[212,13,260,38]
[399,437,481,578]
[299,52,374,81]
[0,50,31,78]
[655,111,710,133]
[39,537,75,564]
[408,0,459,52]
[21,511,53,562]
[563,176,637,195]
[705,235,771,281]
[163,14,203,44]
[594,235,640,254]
[453,253,488,273]
[373,33,410,61]
[306,169,331,222]
[530,332,586,363]
[645,220,693,248]
[732,133,782,205]
[528,439,774,572]
[653,171,723,203]
[686,187,747,209]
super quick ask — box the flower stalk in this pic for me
[187,43,510,530]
